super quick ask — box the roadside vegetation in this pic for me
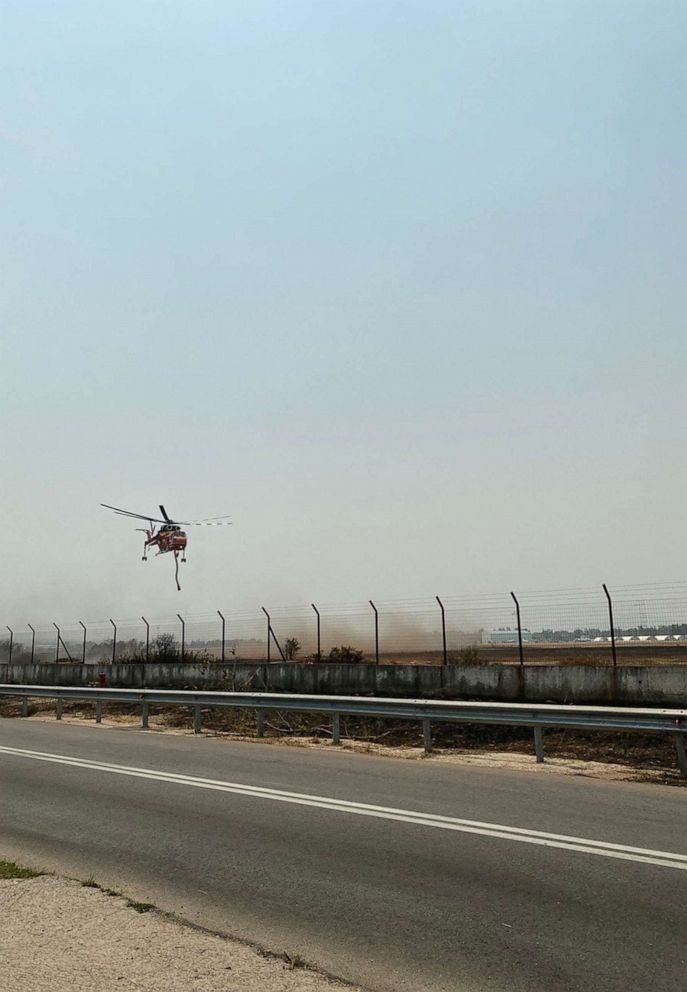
[0,860,43,880]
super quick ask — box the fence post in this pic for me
[510,592,524,669]
[261,607,271,664]
[78,622,86,664]
[109,619,117,665]
[193,705,201,734]
[28,624,35,665]
[6,627,13,666]
[312,604,321,662]
[261,607,285,662]
[177,614,185,662]
[602,584,617,669]
[53,623,74,663]
[141,700,149,729]
[534,727,545,763]
[271,626,286,660]
[217,610,225,663]
[436,597,447,666]
[142,617,150,663]
[369,600,379,665]
[332,712,341,744]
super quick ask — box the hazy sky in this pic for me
[2,0,685,625]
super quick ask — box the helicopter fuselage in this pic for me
[145,525,187,555]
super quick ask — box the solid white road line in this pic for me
[1,744,686,872]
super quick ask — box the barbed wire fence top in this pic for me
[2,581,687,666]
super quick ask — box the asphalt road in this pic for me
[1,719,685,992]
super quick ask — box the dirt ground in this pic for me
[0,874,360,992]
[376,643,687,666]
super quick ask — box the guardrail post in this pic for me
[422,719,432,754]
[602,584,617,669]
[142,617,150,663]
[218,610,225,663]
[6,627,13,665]
[79,621,87,664]
[257,710,265,737]
[110,619,117,665]
[194,705,202,734]
[675,735,687,778]
[312,603,321,662]
[21,696,28,717]
[436,597,447,666]
[533,727,544,763]
[28,624,35,664]
[95,700,102,724]
[332,712,341,744]
[177,614,185,662]
[56,698,63,720]
[510,592,525,669]
[141,701,149,728]
[369,600,379,665]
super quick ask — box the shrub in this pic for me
[451,645,483,665]
[328,645,364,664]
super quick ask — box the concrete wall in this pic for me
[1,661,685,706]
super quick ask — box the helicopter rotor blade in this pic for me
[102,503,232,527]
[182,521,233,527]
[179,515,233,524]
[101,504,167,524]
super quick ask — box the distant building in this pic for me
[486,627,532,644]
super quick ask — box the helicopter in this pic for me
[101,503,232,590]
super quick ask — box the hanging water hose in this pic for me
[174,551,181,591]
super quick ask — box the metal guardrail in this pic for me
[1,684,686,776]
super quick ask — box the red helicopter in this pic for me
[101,503,232,590]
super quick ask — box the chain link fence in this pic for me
[2,582,687,667]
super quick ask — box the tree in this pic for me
[154,633,178,662]
[284,638,301,660]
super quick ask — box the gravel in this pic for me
[1,876,361,992]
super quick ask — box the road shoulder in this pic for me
[1,871,363,992]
